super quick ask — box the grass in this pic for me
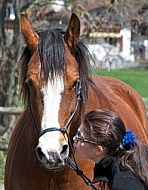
[0,150,7,185]
[91,69,148,98]
[0,141,8,185]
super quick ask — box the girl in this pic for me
[73,109,148,190]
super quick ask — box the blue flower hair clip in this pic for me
[122,130,137,149]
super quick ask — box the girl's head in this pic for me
[73,109,148,186]
[73,109,131,162]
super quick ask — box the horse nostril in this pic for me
[60,144,68,155]
[36,147,45,161]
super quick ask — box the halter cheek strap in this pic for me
[27,83,40,138]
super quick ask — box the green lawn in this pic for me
[0,150,7,185]
[91,69,148,98]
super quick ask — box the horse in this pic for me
[4,13,148,190]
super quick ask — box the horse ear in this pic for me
[64,13,80,50]
[20,13,39,50]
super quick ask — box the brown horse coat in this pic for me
[4,13,148,190]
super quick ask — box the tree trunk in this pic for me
[0,0,22,140]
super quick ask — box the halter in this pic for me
[39,80,82,137]
[27,80,81,137]
[27,80,97,190]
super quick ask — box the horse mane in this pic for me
[18,46,31,105]
[18,29,92,106]
[38,29,66,82]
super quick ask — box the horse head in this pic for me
[20,13,89,170]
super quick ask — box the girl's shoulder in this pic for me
[113,163,147,190]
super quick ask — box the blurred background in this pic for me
[0,0,148,187]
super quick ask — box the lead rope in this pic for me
[27,84,40,138]
[67,157,97,190]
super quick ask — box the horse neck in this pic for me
[17,109,38,147]
[86,78,111,111]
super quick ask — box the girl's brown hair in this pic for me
[82,109,148,187]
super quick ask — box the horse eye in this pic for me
[26,79,33,88]
[72,80,79,89]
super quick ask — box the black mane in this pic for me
[38,29,66,82]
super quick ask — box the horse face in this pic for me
[36,48,80,170]
[21,13,80,170]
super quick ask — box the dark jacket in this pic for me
[92,157,148,190]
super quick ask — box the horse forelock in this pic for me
[38,29,66,83]
[18,46,32,105]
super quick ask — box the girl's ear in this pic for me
[95,145,104,156]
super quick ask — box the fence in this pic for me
[0,107,22,115]
[0,106,22,139]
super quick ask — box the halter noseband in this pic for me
[27,80,97,190]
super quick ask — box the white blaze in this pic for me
[41,76,64,130]
[38,76,64,159]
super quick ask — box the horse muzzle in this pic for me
[36,143,69,170]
